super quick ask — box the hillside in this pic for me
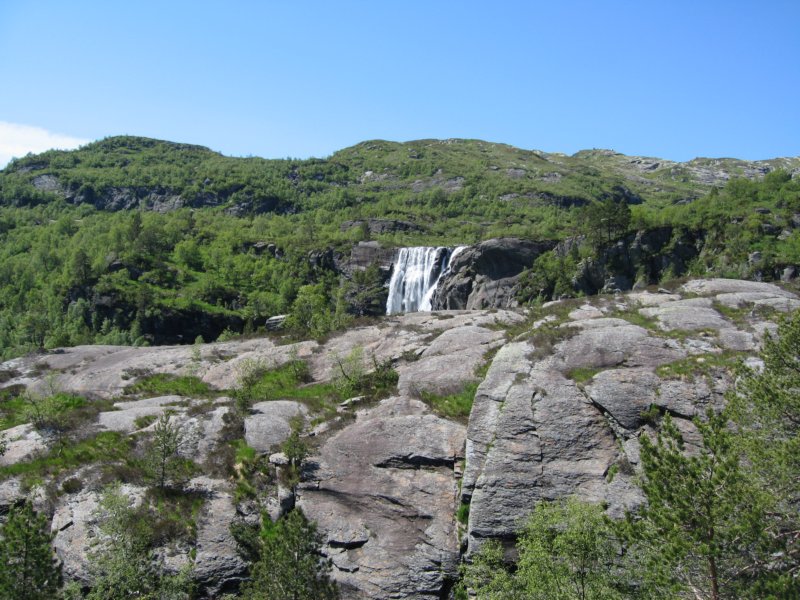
[0,136,798,360]
[1,136,799,598]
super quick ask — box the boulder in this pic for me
[189,478,248,596]
[0,423,47,466]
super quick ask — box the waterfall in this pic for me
[386,246,466,314]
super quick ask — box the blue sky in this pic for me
[1,1,798,165]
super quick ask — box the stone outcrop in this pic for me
[298,396,465,599]
[340,219,423,236]
[0,279,797,598]
[460,278,796,558]
[431,237,556,310]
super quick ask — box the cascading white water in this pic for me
[386,246,466,314]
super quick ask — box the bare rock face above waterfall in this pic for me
[0,278,797,598]
[431,237,556,310]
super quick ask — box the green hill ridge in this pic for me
[0,135,798,358]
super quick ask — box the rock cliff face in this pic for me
[0,279,797,598]
[431,238,555,310]
[460,279,797,559]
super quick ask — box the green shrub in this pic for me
[125,373,214,398]
[420,382,479,419]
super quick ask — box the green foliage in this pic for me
[330,348,399,401]
[565,366,603,384]
[284,283,337,339]
[240,508,339,600]
[236,359,312,404]
[86,483,194,600]
[420,381,479,419]
[456,502,470,525]
[654,350,743,380]
[125,373,214,398]
[460,498,633,599]
[632,411,767,599]
[0,501,62,600]
[727,311,800,595]
[281,416,310,489]
[0,137,797,356]
[579,193,632,249]
[143,413,197,490]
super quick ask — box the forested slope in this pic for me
[0,136,798,359]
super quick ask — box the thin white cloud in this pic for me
[0,121,89,168]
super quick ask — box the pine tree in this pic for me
[143,412,196,490]
[634,411,766,600]
[241,508,338,600]
[460,498,637,600]
[0,501,62,600]
[727,311,800,595]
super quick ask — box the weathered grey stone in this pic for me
[656,379,717,418]
[568,304,605,320]
[753,297,800,312]
[681,278,796,297]
[52,485,147,585]
[585,368,660,430]
[397,325,504,396]
[717,328,757,351]
[0,423,46,466]
[298,396,464,599]
[464,354,639,556]
[627,291,681,306]
[98,395,184,433]
[244,401,307,454]
[639,298,729,331]
[189,478,247,596]
[0,477,24,512]
[551,320,684,372]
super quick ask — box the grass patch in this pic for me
[1,390,114,433]
[237,360,340,415]
[133,414,158,429]
[526,320,580,360]
[420,381,479,419]
[614,310,660,330]
[456,502,470,525]
[147,488,206,545]
[566,366,604,384]
[0,431,133,483]
[237,357,398,419]
[655,350,744,380]
[0,390,30,430]
[125,373,215,398]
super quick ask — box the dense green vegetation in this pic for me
[239,509,338,600]
[0,501,62,600]
[0,136,797,359]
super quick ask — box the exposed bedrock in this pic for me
[431,237,556,310]
[0,279,798,598]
